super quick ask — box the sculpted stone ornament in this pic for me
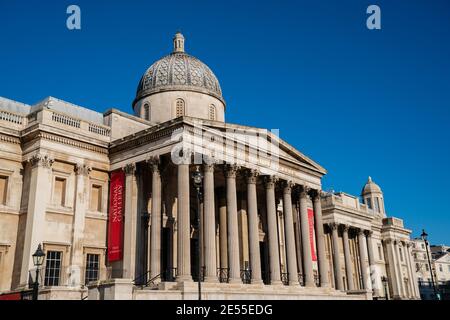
[146,155,160,173]
[123,163,136,176]
[224,163,239,178]
[263,175,278,189]
[246,169,259,184]
[29,154,54,169]
[299,185,310,199]
[328,222,339,231]
[75,163,91,176]
[342,224,350,233]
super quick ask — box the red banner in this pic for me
[108,170,125,262]
[308,208,317,261]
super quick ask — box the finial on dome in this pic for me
[368,176,372,183]
[173,32,185,53]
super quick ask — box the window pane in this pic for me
[85,254,100,284]
[44,251,62,286]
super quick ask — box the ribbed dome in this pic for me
[135,33,223,104]
[361,176,382,195]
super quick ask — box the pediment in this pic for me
[181,118,326,176]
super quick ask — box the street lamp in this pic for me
[421,229,440,300]
[32,244,45,300]
[192,165,203,301]
[381,276,389,300]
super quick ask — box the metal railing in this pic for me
[240,269,252,284]
[217,268,230,283]
[281,272,289,286]
[133,268,178,287]
[298,273,305,286]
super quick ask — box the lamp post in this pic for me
[192,165,203,301]
[381,276,389,300]
[32,244,45,300]
[421,229,440,300]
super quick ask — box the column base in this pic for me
[251,279,264,285]
[304,281,316,288]
[270,280,283,286]
[228,278,243,284]
[288,282,301,287]
[204,276,219,283]
[177,275,193,282]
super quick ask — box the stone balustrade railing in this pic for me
[0,108,111,140]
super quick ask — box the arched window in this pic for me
[175,99,185,117]
[208,104,216,120]
[143,103,150,120]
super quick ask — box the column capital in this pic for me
[365,230,374,237]
[246,169,259,184]
[123,163,136,176]
[311,189,323,201]
[224,163,239,178]
[74,163,91,176]
[146,155,160,173]
[342,224,350,233]
[29,154,54,169]
[203,163,215,172]
[328,222,339,231]
[263,175,278,189]
[282,180,295,193]
[357,228,367,237]
[299,185,310,198]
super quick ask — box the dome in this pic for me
[134,33,224,105]
[361,176,382,195]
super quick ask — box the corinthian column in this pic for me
[330,223,344,290]
[246,169,263,284]
[69,163,91,286]
[177,163,192,282]
[366,231,378,295]
[342,224,354,291]
[283,181,299,286]
[312,190,330,288]
[357,229,370,290]
[225,164,241,283]
[148,156,161,279]
[123,163,138,279]
[20,154,54,286]
[299,186,314,287]
[264,176,282,285]
[203,163,217,282]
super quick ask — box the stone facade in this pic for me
[0,33,420,300]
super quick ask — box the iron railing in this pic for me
[217,268,230,283]
[281,273,289,286]
[240,269,252,284]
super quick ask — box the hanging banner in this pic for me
[308,208,317,261]
[108,170,125,262]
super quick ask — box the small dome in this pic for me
[134,33,223,105]
[362,176,382,195]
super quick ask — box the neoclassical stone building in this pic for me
[0,33,419,300]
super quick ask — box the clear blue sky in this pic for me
[1,1,449,243]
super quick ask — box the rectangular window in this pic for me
[375,198,381,213]
[0,175,8,205]
[439,264,443,272]
[366,198,372,209]
[425,264,429,271]
[378,244,383,260]
[53,177,66,206]
[89,185,102,212]
[44,251,62,286]
[85,254,100,284]
[399,247,403,262]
